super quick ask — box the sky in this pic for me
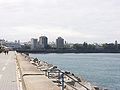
[0,0,120,43]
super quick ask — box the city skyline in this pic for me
[1,36,119,46]
[0,0,120,43]
[0,35,119,44]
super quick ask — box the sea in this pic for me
[30,53,120,90]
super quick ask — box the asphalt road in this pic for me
[0,51,18,90]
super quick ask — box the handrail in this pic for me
[48,68,90,90]
[23,54,91,90]
[22,73,44,77]
[63,72,90,90]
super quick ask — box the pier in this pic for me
[0,51,107,90]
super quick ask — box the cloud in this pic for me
[11,25,90,38]
[0,0,120,43]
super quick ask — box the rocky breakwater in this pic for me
[16,53,108,90]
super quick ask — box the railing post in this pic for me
[58,70,60,79]
[61,73,64,90]
[48,71,50,78]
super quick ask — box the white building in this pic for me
[0,39,6,46]
[5,42,21,50]
[56,37,64,49]
[39,36,48,49]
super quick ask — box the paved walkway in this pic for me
[0,51,18,90]
[17,53,61,90]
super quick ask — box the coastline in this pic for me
[30,53,120,90]
[16,49,120,54]
[17,53,107,90]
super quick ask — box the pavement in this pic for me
[0,51,18,90]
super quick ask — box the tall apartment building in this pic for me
[56,37,64,49]
[39,36,48,49]
[31,38,38,50]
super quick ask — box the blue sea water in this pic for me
[30,53,120,90]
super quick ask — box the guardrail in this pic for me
[19,53,107,90]
[46,68,90,90]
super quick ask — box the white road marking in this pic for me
[0,74,2,80]
[2,66,6,71]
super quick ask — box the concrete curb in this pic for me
[15,54,27,90]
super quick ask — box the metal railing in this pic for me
[21,53,106,90]
[47,67,90,90]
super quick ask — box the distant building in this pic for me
[115,40,118,45]
[39,36,48,49]
[56,37,64,49]
[15,40,17,43]
[31,38,38,50]
[115,40,118,49]
[0,39,5,46]
[64,43,73,49]
[95,44,103,50]
[18,40,20,44]
[15,40,20,44]
[5,42,21,50]
[49,41,56,48]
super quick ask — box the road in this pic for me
[0,51,18,90]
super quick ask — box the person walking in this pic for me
[4,50,6,55]
[6,50,9,55]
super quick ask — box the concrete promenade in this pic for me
[16,53,61,90]
[0,51,18,90]
[16,53,97,90]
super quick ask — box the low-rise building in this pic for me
[5,42,21,50]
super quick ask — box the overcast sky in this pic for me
[0,0,120,43]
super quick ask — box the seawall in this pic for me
[15,52,108,90]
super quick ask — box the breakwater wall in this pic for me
[16,53,108,90]
[16,49,120,53]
